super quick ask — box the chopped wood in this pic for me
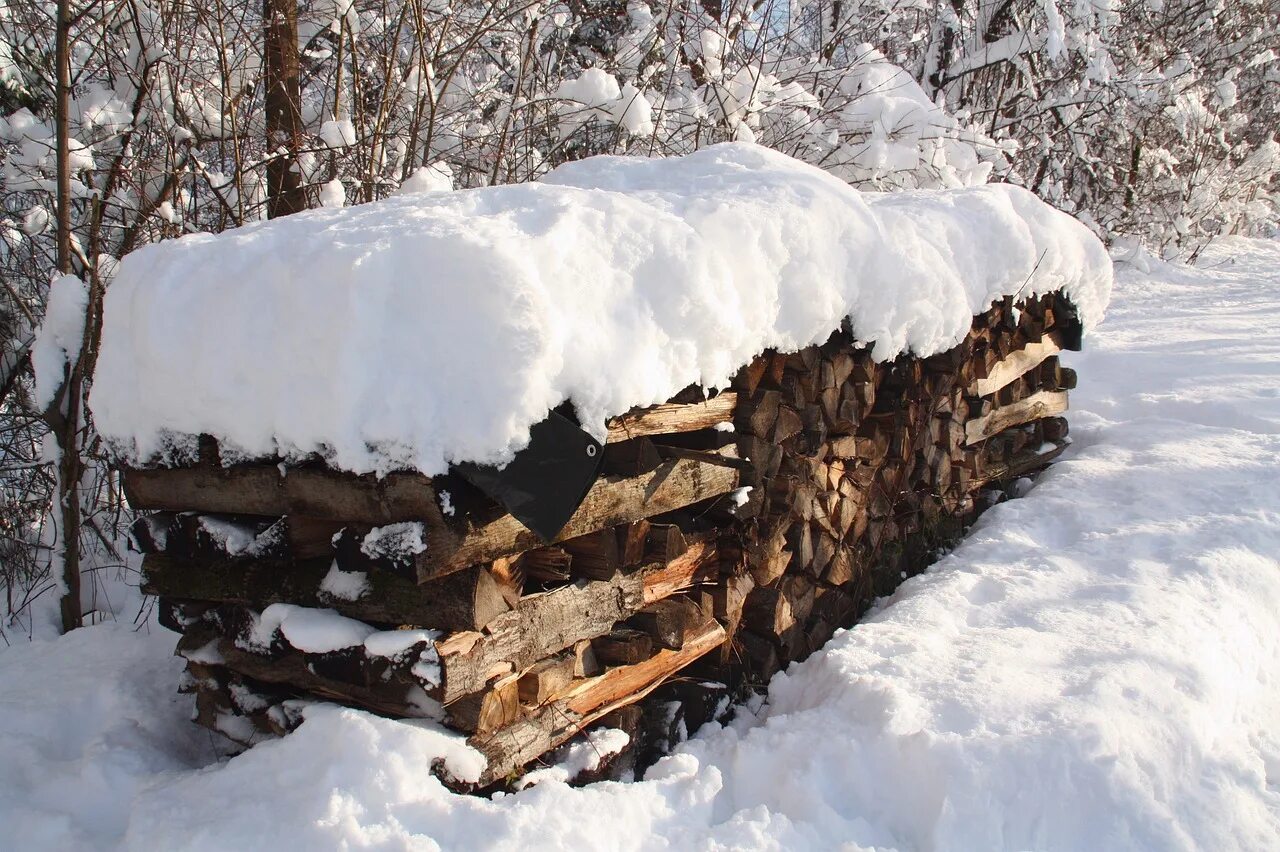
[151,290,1082,787]
[522,546,573,583]
[420,456,738,582]
[600,437,664,477]
[619,519,652,567]
[641,534,716,603]
[975,439,1069,485]
[572,639,601,678]
[433,539,716,702]
[592,629,654,665]
[516,653,578,706]
[175,626,437,718]
[463,618,725,787]
[605,393,738,442]
[561,528,621,580]
[446,673,521,734]
[965,390,1069,445]
[124,464,453,530]
[970,332,1063,396]
[142,552,510,632]
[625,596,703,650]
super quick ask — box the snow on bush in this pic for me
[89,143,1111,477]
[31,273,87,411]
[398,162,454,195]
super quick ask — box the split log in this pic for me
[592,629,655,666]
[965,390,1069,445]
[971,332,1063,396]
[516,653,578,706]
[462,618,725,787]
[974,439,1069,485]
[419,457,738,581]
[561,528,621,580]
[175,627,439,719]
[433,540,716,703]
[446,673,521,734]
[625,596,702,650]
[523,547,572,583]
[605,393,738,442]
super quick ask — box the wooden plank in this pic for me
[420,457,737,581]
[143,552,510,632]
[462,618,725,787]
[433,539,716,703]
[970,332,1062,397]
[965,390,1069,446]
[605,393,738,443]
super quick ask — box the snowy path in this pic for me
[2,239,1278,851]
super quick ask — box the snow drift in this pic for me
[89,143,1111,477]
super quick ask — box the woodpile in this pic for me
[133,291,1080,789]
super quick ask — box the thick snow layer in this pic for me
[7,240,1276,850]
[89,143,1111,476]
[32,273,88,411]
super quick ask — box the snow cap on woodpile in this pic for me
[90,143,1112,477]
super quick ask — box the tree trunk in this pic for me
[263,0,306,218]
[53,0,82,633]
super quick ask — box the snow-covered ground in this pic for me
[2,238,1278,850]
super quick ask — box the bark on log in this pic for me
[433,540,716,703]
[420,457,737,581]
[605,393,738,442]
[965,390,1069,445]
[462,618,725,786]
[143,552,510,632]
[970,332,1063,397]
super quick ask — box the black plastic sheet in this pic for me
[455,410,604,542]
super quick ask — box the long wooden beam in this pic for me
[143,553,511,633]
[123,464,455,533]
[125,456,736,584]
[965,390,1069,445]
[971,331,1063,397]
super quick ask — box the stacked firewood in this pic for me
[133,291,1078,788]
